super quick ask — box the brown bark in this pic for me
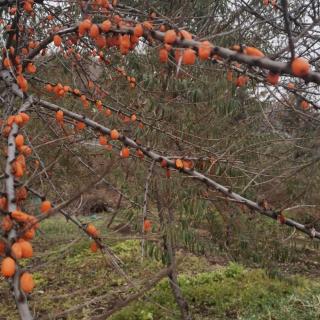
[156,187,192,320]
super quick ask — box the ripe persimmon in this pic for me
[11,210,30,223]
[101,20,111,32]
[164,30,176,44]
[22,227,35,241]
[26,63,36,73]
[143,219,152,232]
[142,21,153,30]
[75,121,86,130]
[99,135,107,145]
[227,69,233,82]
[23,1,33,12]
[110,129,119,140]
[19,145,32,156]
[19,240,33,258]
[86,223,99,237]
[89,24,99,38]
[266,72,280,85]
[119,34,130,54]
[175,159,184,169]
[1,216,12,232]
[3,57,12,69]
[182,49,196,65]
[12,161,24,178]
[300,100,309,110]
[136,149,144,159]
[120,147,130,158]
[95,35,106,48]
[19,112,30,123]
[160,159,167,168]
[63,85,70,92]
[82,99,89,108]
[15,134,24,147]
[90,241,99,252]
[0,197,8,210]
[16,154,26,169]
[244,46,264,57]
[105,109,112,117]
[20,272,35,293]
[7,115,15,126]
[2,125,11,137]
[198,41,212,60]
[291,57,310,77]
[236,75,249,87]
[16,74,28,92]
[183,160,194,170]
[159,48,168,63]
[180,29,192,40]
[53,34,62,47]
[134,24,144,37]
[1,257,15,277]
[130,35,139,46]
[0,240,5,255]
[14,114,24,126]
[40,200,52,214]
[11,242,22,259]
[45,84,53,92]
[55,110,64,123]
[16,187,28,201]
[79,20,89,35]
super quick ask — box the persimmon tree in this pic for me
[1,0,320,319]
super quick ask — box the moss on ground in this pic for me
[1,216,320,319]
[110,263,320,320]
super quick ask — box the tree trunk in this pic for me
[13,271,34,320]
[155,188,192,320]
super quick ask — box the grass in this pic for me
[1,216,320,319]
[110,264,320,320]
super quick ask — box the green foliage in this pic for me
[110,262,320,320]
[1,217,319,320]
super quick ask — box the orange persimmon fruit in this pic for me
[164,30,176,44]
[1,257,15,277]
[110,129,119,140]
[53,34,62,47]
[20,272,35,293]
[40,200,52,214]
[291,57,310,77]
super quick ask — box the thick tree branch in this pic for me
[32,98,320,240]
[5,96,34,320]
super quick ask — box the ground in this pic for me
[1,214,320,319]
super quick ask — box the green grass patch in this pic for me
[1,217,320,319]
